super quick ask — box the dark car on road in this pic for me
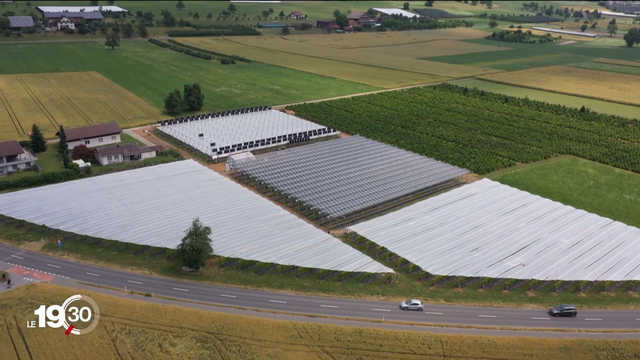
[548,304,577,317]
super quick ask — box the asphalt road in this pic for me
[1,243,639,331]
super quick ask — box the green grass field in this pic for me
[0,41,377,113]
[429,39,640,71]
[451,79,640,119]
[489,156,640,229]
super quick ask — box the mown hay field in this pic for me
[477,65,640,106]
[224,36,500,78]
[177,37,450,88]
[283,28,489,49]
[355,39,508,59]
[2,283,640,360]
[0,72,163,142]
[592,58,640,68]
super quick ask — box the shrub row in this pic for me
[166,39,251,63]
[148,38,212,60]
[0,169,79,191]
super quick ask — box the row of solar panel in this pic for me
[214,136,312,155]
[209,128,335,149]
[157,106,272,126]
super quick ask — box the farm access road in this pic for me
[1,242,640,339]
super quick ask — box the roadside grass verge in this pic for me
[1,215,639,309]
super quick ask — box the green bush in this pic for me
[24,27,37,34]
[167,39,251,62]
[0,169,80,191]
[64,28,75,34]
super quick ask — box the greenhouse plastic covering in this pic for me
[0,160,391,273]
[351,179,640,281]
[230,135,469,218]
[158,110,335,158]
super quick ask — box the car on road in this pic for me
[548,304,577,317]
[399,299,424,311]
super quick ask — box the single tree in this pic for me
[403,2,410,10]
[281,24,290,35]
[425,1,434,6]
[25,1,32,8]
[335,13,348,28]
[486,0,493,9]
[268,7,274,14]
[333,9,341,18]
[122,22,134,38]
[609,18,616,25]
[0,17,9,30]
[623,28,640,47]
[182,83,204,111]
[178,17,185,27]
[261,10,270,18]
[177,218,213,270]
[228,3,236,12]
[137,22,148,38]
[278,10,285,18]
[104,29,120,49]
[41,16,49,26]
[193,12,199,19]
[607,22,617,36]
[580,24,588,32]
[489,20,498,28]
[107,0,115,5]
[164,89,183,114]
[30,124,47,153]
[62,153,70,168]
[71,144,95,162]
[206,12,213,20]
[176,1,185,10]
[89,1,98,6]
[58,125,68,155]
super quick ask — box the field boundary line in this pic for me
[4,321,21,360]
[0,88,24,135]
[17,76,60,129]
[476,77,640,108]
[42,75,95,126]
[85,72,161,121]
[223,37,491,79]
[13,314,34,360]
[66,74,126,121]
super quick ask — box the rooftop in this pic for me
[37,5,128,13]
[61,122,121,142]
[0,140,24,158]
[43,12,104,20]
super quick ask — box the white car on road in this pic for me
[399,299,424,311]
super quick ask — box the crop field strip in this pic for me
[289,84,640,175]
[0,72,162,141]
[477,66,640,107]
[351,179,640,282]
[0,160,391,273]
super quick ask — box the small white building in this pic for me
[57,16,75,30]
[94,143,163,166]
[226,151,254,171]
[72,159,91,168]
[290,11,303,19]
[61,122,122,150]
[0,140,38,176]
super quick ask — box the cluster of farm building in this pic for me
[2,104,640,283]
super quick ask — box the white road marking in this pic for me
[479,315,497,318]
[86,272,100,277]
[425,312,443,315]
[11,255,23,259]
[269,300,287,304]
[321,305,338,308]
[585,318,602,321]
[47,264,60,268]
[372,309,391,312]
[531,317,549,320]
[173,288,189,292]
[220,294,236,298]
[128,280,142,285]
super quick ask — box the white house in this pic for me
[0,140,38,176]
[94,143,163,166]
[57,16,75,30]
[61,122,122,150]
[290,11,303,19]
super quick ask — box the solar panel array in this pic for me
[157,108,337,158]
[0,160,392,273]
[229,135,470,219]
[351,179,640,281]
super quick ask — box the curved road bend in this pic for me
[1,243,639,333]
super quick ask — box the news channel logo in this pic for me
[28,294,100,336]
